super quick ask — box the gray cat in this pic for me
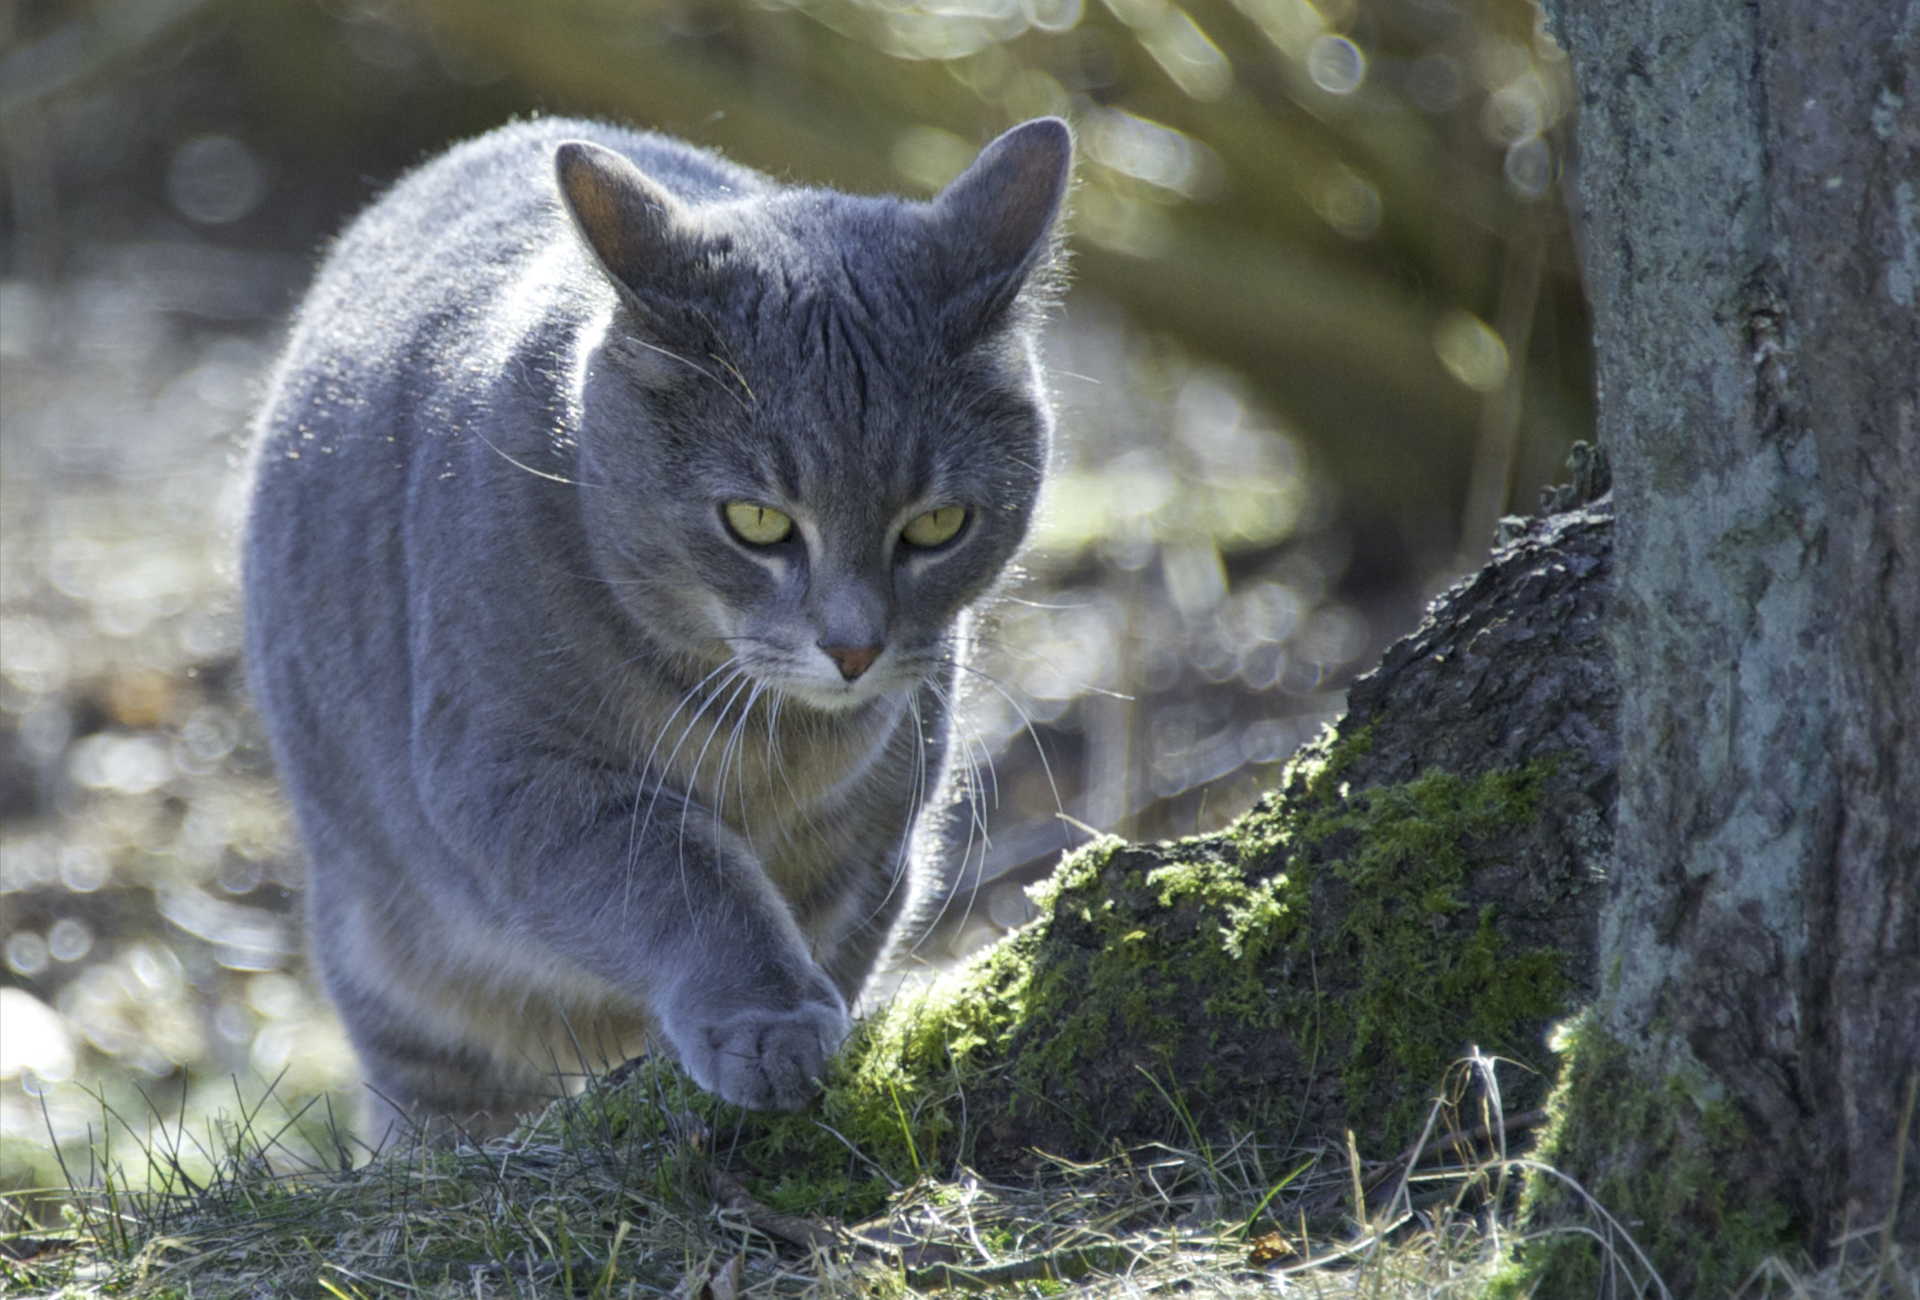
[243,116,1071,1143]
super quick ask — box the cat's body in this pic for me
[243,117,1070,1142]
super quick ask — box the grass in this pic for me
[6,1051,1909,1300]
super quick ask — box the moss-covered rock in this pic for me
[880,734,1577,1161]
[567,740,1585,1213]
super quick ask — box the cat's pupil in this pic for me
[724,501,795,546]
[903,506,967,549]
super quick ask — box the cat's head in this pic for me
[556,120,1071,712]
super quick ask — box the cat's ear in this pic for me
[926,118,1073,330]
[554,140,700,292]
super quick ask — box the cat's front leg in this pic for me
[619,813,856,1109]
[612,826,856,1109]
[416,746,851,1110]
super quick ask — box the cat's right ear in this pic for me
[933,118,1073,268]
[554,141,699,293]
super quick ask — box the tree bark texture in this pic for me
[1531,0,1918,1281]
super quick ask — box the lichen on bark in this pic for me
[1535,0,1920,1267]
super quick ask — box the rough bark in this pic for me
[1295,490,1618,1038]
[1522,0,1919,1285]
[1770,5,1920,1248]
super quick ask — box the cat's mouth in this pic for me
[744,647,916,714]
[772,671,897,714]
[719,633,911,714]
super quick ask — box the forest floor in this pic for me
[3,981,1911,1299]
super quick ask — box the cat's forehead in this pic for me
[732,366,1010,504]
[666,192,1047,504]
[695,331,1039,518]
[701,198,967,423]
[718,194,934,343]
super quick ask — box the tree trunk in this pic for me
[1520,0,1919,1286]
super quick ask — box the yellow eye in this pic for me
[902,506,967,549]
[724,501,795,546]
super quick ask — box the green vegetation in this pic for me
[0,729,1598,1296]
[7,736,1908,1294]
[1497,1013,1802,1296]
[1289,759,1567,1139]
[0,1088,1530,1299]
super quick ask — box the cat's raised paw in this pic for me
[688,1000,851,1111]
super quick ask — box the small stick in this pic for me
[1360,1107,1549,1194]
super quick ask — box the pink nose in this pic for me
[822,642,883,681]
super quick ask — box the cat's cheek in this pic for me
[697,593,760,656]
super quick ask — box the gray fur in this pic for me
[243,117,1071,1143]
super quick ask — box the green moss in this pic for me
[1290,762,1568,1139]
[1493,1013,1801,1296]
[564,733,1573,1212]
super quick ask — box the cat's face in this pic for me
[573,254,1050,712]
[560,121,1070,713]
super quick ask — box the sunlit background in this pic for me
[0,0,1586,1198]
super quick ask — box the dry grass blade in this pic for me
[706,1166,843,1253]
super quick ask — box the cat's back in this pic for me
[244,121,770,780]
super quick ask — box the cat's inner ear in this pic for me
[555,140,698,292]
[929,117,1073,290]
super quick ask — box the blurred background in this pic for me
[0,0,1587,1194]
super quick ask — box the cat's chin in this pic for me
[773,677,902,715]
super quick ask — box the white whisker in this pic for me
[623,661,745,920]
[948,655,1068,821]
[910,673,997,949]
[671,670,757,889]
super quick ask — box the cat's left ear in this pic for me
[927,118,1073,330]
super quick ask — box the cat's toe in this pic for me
[693,1001,850,1111]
